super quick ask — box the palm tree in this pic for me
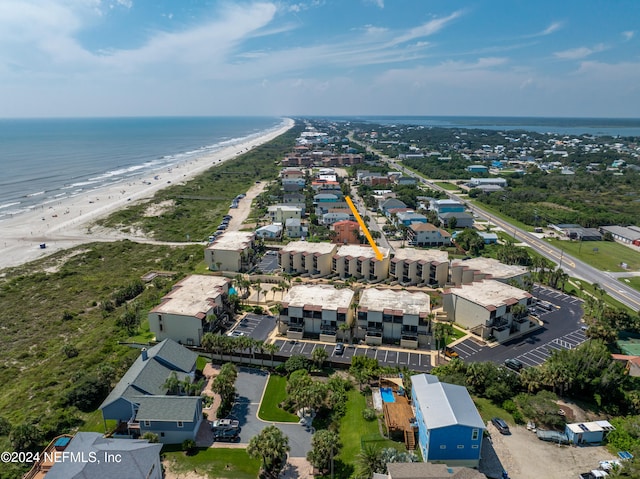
[254,340,265,367]
[247,425,290,479]
[356,443,383,479]
[311,347,328,370]
[264,342,280,366]
[163,371,181,395]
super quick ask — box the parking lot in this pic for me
[228,313,276,341]
[451,284,586,368]
[253,251,280,273]
[274,339,433,371]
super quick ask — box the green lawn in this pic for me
[467,199,534,232]
[473,397,513,425]
[620,276,640,293]
[434,181,460,191]
[337,389,400,468]
[569,279,635,315]
[163,447,260,479]
[78,410,113,433]
[257,375,299,422]
[127,319,155,344]
[548,239,640,272]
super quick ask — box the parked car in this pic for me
[211,418,240,431]
[492,417,510,435]
[334,342,345,355]
[444,347,459,358]
[504,358,524,372]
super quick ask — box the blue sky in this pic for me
[1,0,638,118]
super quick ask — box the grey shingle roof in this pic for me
[411,374,485,430]
[100,339,197,410]
[387,462,486,478]
[135,396,201,422]
[45,432,162,479]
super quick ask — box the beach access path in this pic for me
[0,119,294,271]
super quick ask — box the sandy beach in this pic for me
[0,118,294,271]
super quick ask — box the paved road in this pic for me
[355,140,640,312]
[451,285,587,367]
[229,313,277,341]
[230,368,313,457]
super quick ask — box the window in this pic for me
[177,421,184,428]
[457,445,464,449]
[472,445,479,449]
[472,428,479,440]
[160,432,165,437]
[439,445,446,449]
[159,324,164,332]
[144,420,151,427]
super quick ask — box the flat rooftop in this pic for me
[208,231,254,251]
[445,280,531,309]
[360,288,430,316]
[152,275,229,317]
[283,284,354,310]
[281,241,336,255]
[336,244,390,259]
[392,248,448,263]
[453,257,528,279]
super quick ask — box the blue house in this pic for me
[478,232,498,244]
[100,339,202,444]
[411,374,485,467]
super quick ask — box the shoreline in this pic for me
[0,118,295,272]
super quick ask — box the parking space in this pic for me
[452,284,586,368]
[229,313,277,341]
[253,251,280,273]
[273,339,433,371]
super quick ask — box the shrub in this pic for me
[0,416,12,435]
[285,354,310,374]
[62,344,79,359]
[362,408,377,421]
[253,306,264,314]
[182,439,197,455]
[64,375,109,412]
[142,432,159,443]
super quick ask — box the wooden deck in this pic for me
[382,395,417,450]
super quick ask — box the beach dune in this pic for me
[0,119,294,271]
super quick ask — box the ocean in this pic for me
[344,116,640,137]
[0,116,285,220]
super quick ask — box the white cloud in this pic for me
[554,43,606,60]
[364,0,384,8]
[622,30,635,41]
[539,21,563,36]
[389,10,464,46]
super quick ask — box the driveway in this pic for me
[231,368,313,457]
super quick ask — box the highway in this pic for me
[358,142,640,312]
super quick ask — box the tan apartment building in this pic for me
[449,257,529,286]
[442,280,536,342]
[278,241,337,277]
[390,249,449,286]
[357,288,431,348]
[278,284,355,342]
[332,244,390,282]
[148,275,230,346]
[204,231,255,272]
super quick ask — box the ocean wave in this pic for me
[25,191,46,197]
[0,201,21,210]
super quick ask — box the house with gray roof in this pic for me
[39,432,162,479]
[411,374,485,467]
[99,339,201,444]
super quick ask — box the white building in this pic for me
[279,285,355,342]
[408,223,451,246]
[390,249,449,286]
[268,205,302,224]
[332,244,390,282]
[149,275,230,346]
[204,231,255,272]
[442,280,536,342]
[449,257,529,287]
[357,288,431,348]
[279,241,337,277]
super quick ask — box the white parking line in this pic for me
[384,350,389,362]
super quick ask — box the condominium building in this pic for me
[279,285,355,342]
[332,244,390,282]
[278,241,337,277]
[204,231,255,272]
[442,280,536,342]
[390,249,449,286]
[357,288,431,348]
[149,275,230,346]
[449,257,529,286]
[408,223,451,247]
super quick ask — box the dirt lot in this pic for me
[485,422,617,479]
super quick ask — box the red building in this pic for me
[332,220,360,244]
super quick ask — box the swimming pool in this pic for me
[381,387,395,403]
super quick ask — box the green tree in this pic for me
[311,347,328,369]
[10,423,42,451]
[355,443,383,479]
[307,430,341,473]
[247,425,290,479]
[164,371,181,395]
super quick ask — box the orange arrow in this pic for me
[345,196,384,260]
